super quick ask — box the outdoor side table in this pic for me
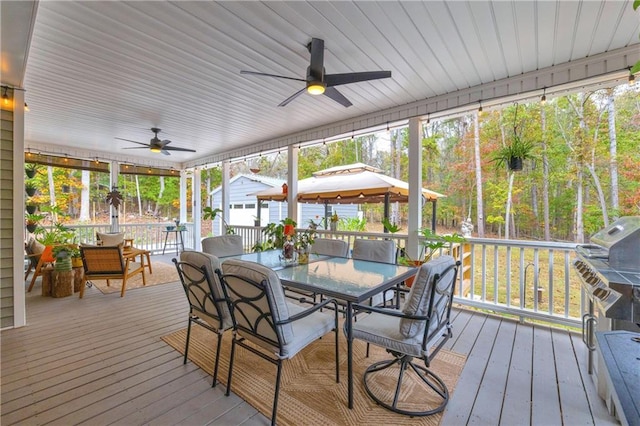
[162,229,185,255]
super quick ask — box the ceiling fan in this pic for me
[116,128,195,156]
[241,38,392,108]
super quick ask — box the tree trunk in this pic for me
[505,172,514,239]
[474,112,485,237]
[47,166,57,220]
[135,175,142,216]
[607,91,619,216]
[541,105,550,241]
[576,168,585,243]
[79,170,90,221]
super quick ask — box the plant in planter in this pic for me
[25,213,45,233]
[52,245,77,271]
[491,134,535,172]
[33,205,76,262]
[203,207,236,235]
[251,218,296,253]
[25,163,39,179]
[25,181,38,197]
[26,203,38,214]
[418,228,467,261]
[491,103,535,172]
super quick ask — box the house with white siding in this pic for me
[208,174,358,236]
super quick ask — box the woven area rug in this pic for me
[162,324,466,425]
[92,261,179,294]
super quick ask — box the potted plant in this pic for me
[293,221,317,264]
[491,103,535,172]
[25,163,39,179]
[329,212,339,231]
[33,205,76,263]
[52,245,74,271]
[26,202,38,214]
[25,213,45,233]
[25,181,37,197]
[418,228,467,261]
[491,134,535,171]
[203,207,236,235]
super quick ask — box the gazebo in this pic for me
[252,163,445,230]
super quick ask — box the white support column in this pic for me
[222,160,230,234]
[407,117,422,260]
[110,161,120,232]
[192,167,202,251]
[287,145,299,222]
[179,170,188,224]
[12,89,26,327]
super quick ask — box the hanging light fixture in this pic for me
[478,100,483,113]
[629,72,636,85]
[2,87,9,106]
[24,103,29,112]
[540,88,547,105]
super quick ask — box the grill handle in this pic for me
[581,313,596,351]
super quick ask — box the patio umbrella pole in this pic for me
[431,199,437,232]
[383,193,390,233]
[324,201,330,229]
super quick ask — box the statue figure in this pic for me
[461,217,474,237]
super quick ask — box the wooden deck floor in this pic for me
[2,255,618,425]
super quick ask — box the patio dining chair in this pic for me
[173,251,232,387]
[218,259,340,426]
[310,238,349,257]
[79,245,145,298]
[349,255,459,417]
[201,235,244,258]
[352,238,397,307]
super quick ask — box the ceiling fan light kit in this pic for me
[241,37,391,107]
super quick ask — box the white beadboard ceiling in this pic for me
[5,1,639,168]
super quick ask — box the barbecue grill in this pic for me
[572,216,640,421]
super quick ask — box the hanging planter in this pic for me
[490,104,536,172]
[26,223,38,233]
[508,156,524,171]
[26,204,37,214]
[25,182,37,197]
[25,163,39,179]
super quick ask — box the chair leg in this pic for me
[25,263,33,280]
[271,360,283,426]
[212,332,223,388]
[362,355,449,417]
[28,259,45,292]
[184,319,192,365]
[120,277,127,297]
[334,312,340,383]
[225,337,237,397]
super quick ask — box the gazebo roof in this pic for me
[252,163,444,204]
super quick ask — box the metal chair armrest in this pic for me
[280,298,339,324]
[352,303,430,321]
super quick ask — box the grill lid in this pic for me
[587,216,640,273]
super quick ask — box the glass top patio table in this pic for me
[276,257,416,410]
[219,249,329,270]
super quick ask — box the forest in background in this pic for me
[26,84,640,243]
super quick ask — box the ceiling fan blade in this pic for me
[161,149,171,156]
[308,38,324,79]
[163,146,196,152]
[240,70,305,82]
[122,146,150,150]
[278,87,306,107]
[323,87,352,107]
[325,71,392,87]
[115,138,149,147]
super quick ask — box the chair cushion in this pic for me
[180,251,232,330]
[280,302,336,359]
[202,235,243,257]
[352,239,396,264]
[222,259,293,344]
[311,238,349,257]
[97,232,125,247]
[400,255,455,338]
[351,313,424,358]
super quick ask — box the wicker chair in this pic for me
[79,246,145,298]
[173,251,233,387]
[349,256,460,417]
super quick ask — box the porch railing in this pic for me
[230,225,582,328]
[36,222,582,328]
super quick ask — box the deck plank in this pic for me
[468,319,517,424]
[441,315,501,424]
[500,322,534,425]
[531,325,562,426]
